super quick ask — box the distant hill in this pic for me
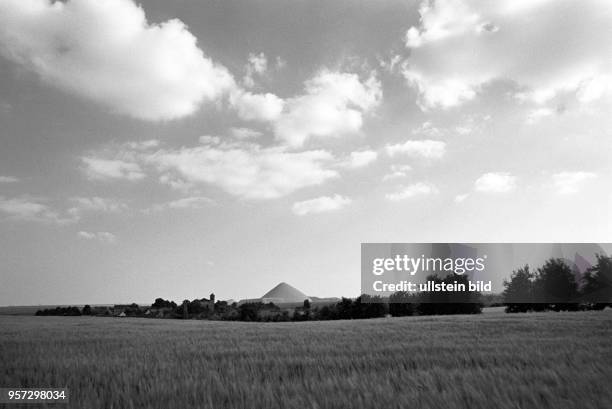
[261,282,308,302]
[239,282,340,305]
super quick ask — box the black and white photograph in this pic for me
[0,0,611,408]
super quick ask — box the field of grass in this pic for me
[1,311,611,409]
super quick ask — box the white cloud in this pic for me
[342,150,378,169]
[526,108,554,124]
[386,139,446,159]
[230,90,284,122]
[0,0,235,121]
[275,56,287,70]
[145,140,338,200]
[198,135,221,145]
[403,0,612,109]
[403,68,477,109]
[474,172,517,193]
[292,194,351,216]
[231,53,288,121]
[412,121,442,137]
[146,196,214,213]
[82,136,340,200]
[274,70,382,147]
[552,171,597,195]
[385,183,438,201]
[576,75,612,103]
[0,176,19,183]
[159,174,195,193]
[405,0,482,48]
[455,126,472,135]
[78,231,116,243]
[243,52,267,88]
[379,54,403,74]
[69,197,126,216]
[125,140,160,150]
[230,127,263,139]
[82,157,145,181]
[382,164,412,181]
[0,196,74,224]
[454,193,469,203]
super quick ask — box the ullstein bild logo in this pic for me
[361,243,612,303]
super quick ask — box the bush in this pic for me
[581,254,612,304]
[388,292,415,317]
[503,265,533,313]
[416,274,482,315]
[534,258,579,311]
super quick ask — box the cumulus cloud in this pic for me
[341,150,378,169]
[68,197,126,217]
[230,90,284,122]
[146,196,214,213]
[403,0,612,109]
[230,127,263,140]
[386,139,446,159]
[78,231,117,243]
[552,171,597,195]
[412,121,442,137]
[0,196,74,224]
[145,140,338,200]
[379,54,403,74]
[454,193,469,203]
[83,135,340,200]
[275,56,287,70]
[526,108,555,124]
[382,164,412,181]
[385,183,438,201]
[124,140,160,151]
[292,194,351,216]
[158,174,196,193]
[243,52,268,88]
[0,176,19,183]
[82,157,145,181]
[402,69,477,109]
[274,70,382,147]
[0,0,235,120]
[474,172,517,193]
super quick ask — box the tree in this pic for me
[293,299,312,321]
[82,305,93,315]
[416,274,482,315]
[314,305,336,320]
[534,258,579,311]
[152,298,177,309]
[416,275,445,315]
[388,292,414,317]
[353,295,387,319]
[503,265,533,313]
[181,300,189,319]
[238,302,262,321]
[581,254,612,308]
[443,274,482,314]
[66,306,81,316]
[336,298,354,319]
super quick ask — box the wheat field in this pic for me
[1,311,611,409]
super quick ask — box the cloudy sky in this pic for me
[0,0,611,305]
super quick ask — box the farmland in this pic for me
[1,311,611,409]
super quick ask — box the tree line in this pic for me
[503,254,612,312]
[35,254,611,320]
[35,273,483,321]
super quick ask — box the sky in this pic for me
[0,0,611,306]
